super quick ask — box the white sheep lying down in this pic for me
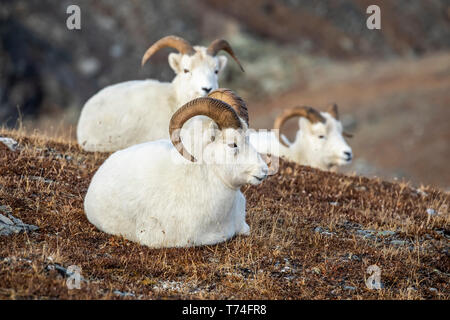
[77,35,244,152]
[250,104,353,171]
[84,90,268,248]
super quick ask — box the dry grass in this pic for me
[0,128,448,300]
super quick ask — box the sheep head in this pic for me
[274,104,353,170]
[142,36,244,106]
[169,90,268,188]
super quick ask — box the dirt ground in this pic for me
[250,52,450,190]
[0,129,448,299]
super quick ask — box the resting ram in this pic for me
[249,104,353,171]
[77,35,244,152]
[84,90,268,248]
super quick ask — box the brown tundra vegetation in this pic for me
[0,128,448,300]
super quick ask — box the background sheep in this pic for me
[77,36,244,152]
[84,91,268,248]
[250,104,353,171]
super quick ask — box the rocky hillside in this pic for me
[1,0,449,125]
[0,129,448,299]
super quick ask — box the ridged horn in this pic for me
[274,106,326,147]
[208,88,249,125]
[207,39,244,72]
[169,97,242,162]
[141,35,195,66]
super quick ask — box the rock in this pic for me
[415,188,428,197]
[377,230,396,237]
[30,176,55,184]
[77,57,101,76]
[280,266,291,273]
[426,208,436,216]
[390,240,407,246]
[344,285,356,291]
[109,44,124,58]
[314,226,335,236]
[0,207,39,236]
[356,229,376,239]
[347,253,361,261]
[113,290,135,297]
[46,264,70,277]
[0,137,18,151]
[356,229,396,239]
[0,214,14,225]
[311,267,321,275]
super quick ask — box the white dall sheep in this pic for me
[77,36,244,152]
[250,104,353,171]
[84,91,268,248]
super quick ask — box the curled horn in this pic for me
[208,88,249,125]
[328,103,353,138]
[141,35,195,67]
[274,106,326,147]
[207,39,245,72]
[169,97,242,162]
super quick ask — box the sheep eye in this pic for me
[228,143,238,148]
[184,69,189,73]
[318,135,325,139]
[214,70,219,74]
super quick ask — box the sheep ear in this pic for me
[217,55,227,73]
[168,52,183,74]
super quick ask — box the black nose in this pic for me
[202,87,212,93]
[344,151,352,158]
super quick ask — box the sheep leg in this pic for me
[234,191,250,236]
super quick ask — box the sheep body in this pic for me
[84,114,270,248]
[77,80,175,152]
[85,140,251,247]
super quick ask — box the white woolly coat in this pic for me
[84,141,249,248]
[77,80,176,152]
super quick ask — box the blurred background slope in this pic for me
[0,0,449,189]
